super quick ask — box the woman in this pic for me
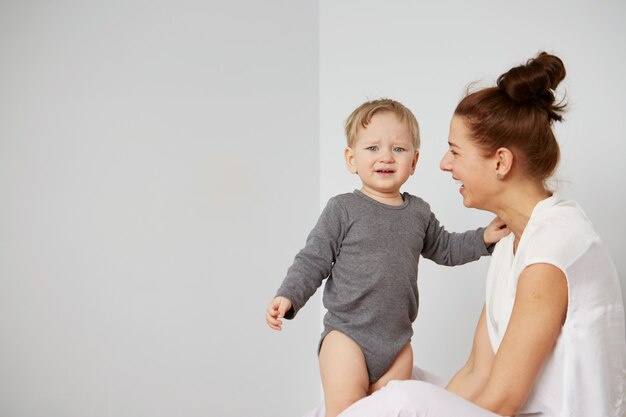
[305,52,626,416]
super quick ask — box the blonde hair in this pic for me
[344,98,420,149]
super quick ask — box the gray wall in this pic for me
[2,1,626,417]
[0,1,320,417]
[320,0,626,380]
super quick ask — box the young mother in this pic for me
[305,52,626,416]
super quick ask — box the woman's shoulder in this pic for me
[529,197,596,239]
[522,197,598,269]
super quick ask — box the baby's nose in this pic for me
[379,148,394,161]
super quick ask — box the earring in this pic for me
[496,173,503,180]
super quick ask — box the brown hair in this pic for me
[454,52,567,183]
[344,98,420,149]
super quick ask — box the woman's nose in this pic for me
[439,152,452,172]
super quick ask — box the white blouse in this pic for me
[486,194,626,416]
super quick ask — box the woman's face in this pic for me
[440,116,497,210]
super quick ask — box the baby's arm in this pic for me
[422,208,511,266]
[421,209,492,266]
[265,296,293,331]
[483,216,510,246]
[266,197,346,327]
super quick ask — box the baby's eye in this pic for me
[393,147,406,152]
[366,146,378,151]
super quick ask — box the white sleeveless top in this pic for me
[485,194,626,416]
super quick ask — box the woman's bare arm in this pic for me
[473,263,568,416]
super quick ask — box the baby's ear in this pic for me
[344,147,357,174]
[411,151,420,173]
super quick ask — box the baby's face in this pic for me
[345,112,419,201]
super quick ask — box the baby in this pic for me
[265,99,507,417]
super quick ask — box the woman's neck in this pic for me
[493,184,552,247]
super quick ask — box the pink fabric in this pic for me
[301,367,503,417]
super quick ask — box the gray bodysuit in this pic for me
[276,190,491,382]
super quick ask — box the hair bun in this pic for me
[497,52,566,121]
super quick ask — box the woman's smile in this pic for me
[454,178,465,194]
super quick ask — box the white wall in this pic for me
[320,0,626,380]
[2,2,625,416]
[0,1,320,416]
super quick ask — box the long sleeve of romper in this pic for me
[420,208,492,266]
[275,198,345,319]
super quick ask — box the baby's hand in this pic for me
[266,296,293,331]
[484,216,510,245]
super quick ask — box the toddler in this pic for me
[265,99,508,417]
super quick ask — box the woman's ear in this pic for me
[344,147,357,174]
[494,147,513,179]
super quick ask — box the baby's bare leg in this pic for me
[319,331,370,417]
[369,342,413,394]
